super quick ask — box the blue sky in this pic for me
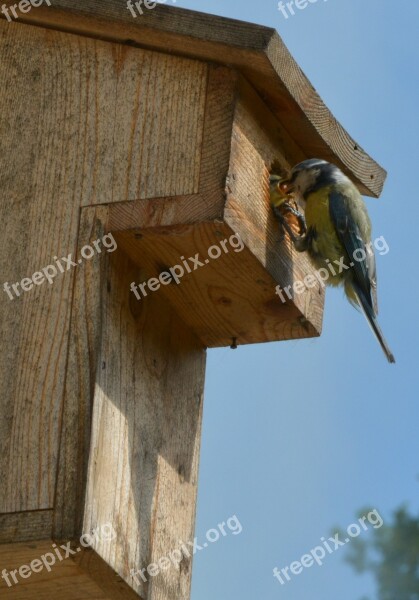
[162,1,419,599]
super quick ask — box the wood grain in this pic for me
[0,19,207,206]
[108,46,207,201]
[53,206,109,541]
[0,21,88,513]
[198,65,238,199]
[81,247,206,599]
[0,511,53,544]
[75,548,142,600]
[225,77,325,328]
[0,0,386,197]
[0,541,140,599]
[54,204,207,599]
[114,221,320,348]
[0,16,207,518]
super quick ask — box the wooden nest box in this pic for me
[0,1,385,599]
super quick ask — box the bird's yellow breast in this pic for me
[305,187,332,231]
[304,185,347,276]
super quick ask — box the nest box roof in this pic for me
[6,0,386,196]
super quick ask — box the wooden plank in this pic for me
[107,194,213,232]
[0,0,386,197]
[224,76,325,325]
[74,548,142,600]
[198,65,238,198]
[0,541,134,599]
[0,511,53,544]
[0,21,89,513]
[82,247,206,599]
[105,64,239,232]
[114,221,320,348]
[108,47,207,202]
[0,17,207,519]
[0,18,207,207]
[53,206,109,541]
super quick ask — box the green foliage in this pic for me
[342,507,419,600]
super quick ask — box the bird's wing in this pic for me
[329,189,378,314]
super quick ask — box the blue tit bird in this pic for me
[276,158,395,363]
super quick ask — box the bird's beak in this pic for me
[279,179,294,194]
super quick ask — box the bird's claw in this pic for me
[281,204,307,235]
[272,205,310,252]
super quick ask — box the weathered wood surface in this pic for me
[0,18,207,517]
[81,232,206,598]
[0,0,386,197]
[225,77,325,327]
[114,219,321,348]
[0,541,140,599]
[0,511,53,544]
[0,21,87,513]
[75,548,142,600]
[53,206,109,541]
[105,47,207,202]
[53,204,206,599]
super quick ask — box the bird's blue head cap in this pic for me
[280,158,349,199]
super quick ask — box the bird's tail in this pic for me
[352,281,395,364]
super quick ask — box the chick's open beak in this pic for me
[279,180,294,194]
